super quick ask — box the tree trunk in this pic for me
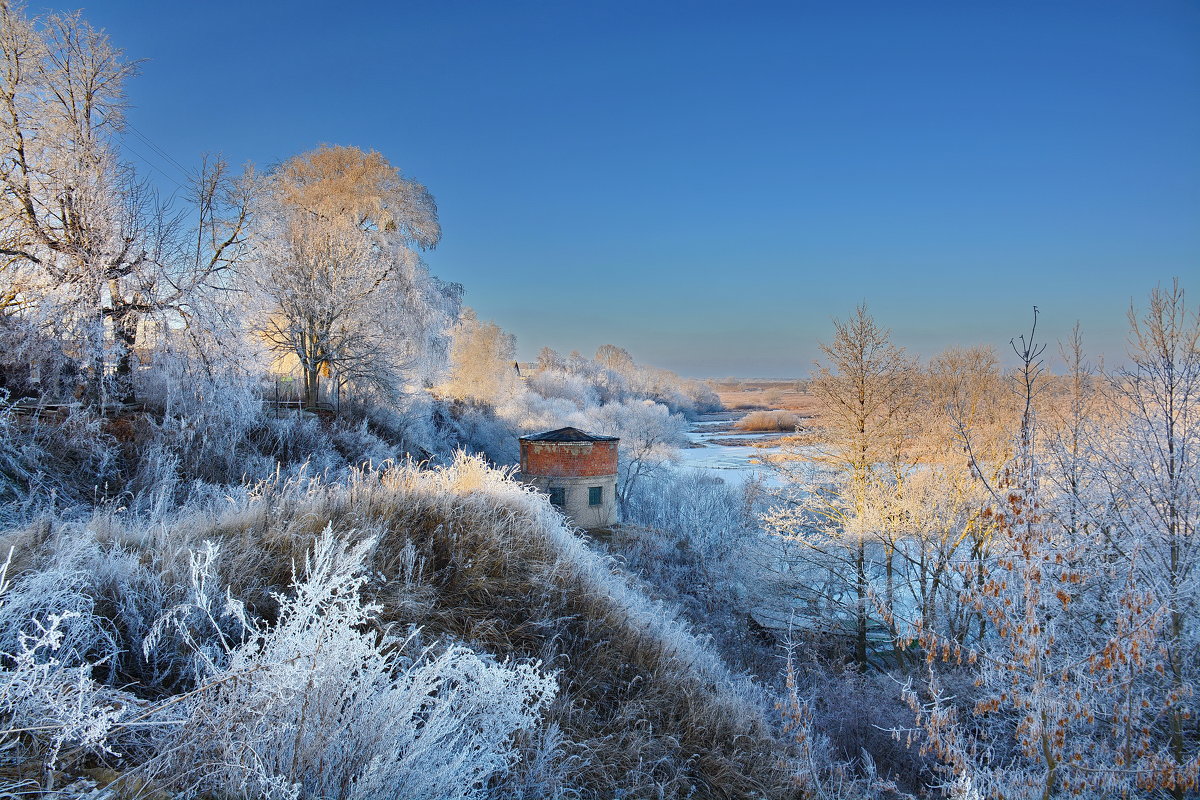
[855,538,868,670]
[303,367,320,410]
[108,287,140,405]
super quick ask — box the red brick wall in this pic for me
[520,440,618,477]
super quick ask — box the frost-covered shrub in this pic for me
[494,391,584,437]
[491,721,580,800]
[521,347,720,420]
[610,469,773,672]
[622,468,758,561]
[0,528,189,693]
[525,369,600,409]
[134,334,268,487]
[328,418,404,467]
[0,553,133,783]
[382,390,462,459]
[0,399,117,525]
[143,527,557,800]
[683,379,722,414]
[777,648,910,800]
[444,402,521,464]
[256,413,339,471]
[0,536,122,681]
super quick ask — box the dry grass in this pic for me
[712,380,820,416]
[735,410,802,432]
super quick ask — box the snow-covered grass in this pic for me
[0,455,801,798]
[137,528,557,800]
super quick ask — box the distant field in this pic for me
[711,380,820,417]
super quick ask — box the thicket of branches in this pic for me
[765,287,1199,798]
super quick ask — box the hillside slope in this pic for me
[0,456,796,799]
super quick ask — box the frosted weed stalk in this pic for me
[137,526,558,800]
[0,550,132,793]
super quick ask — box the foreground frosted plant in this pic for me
[0,553,130,788]
[142,526,557,800]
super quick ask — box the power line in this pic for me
[123,120,193,180]
[95,106,195,188]
[117,138,188,193]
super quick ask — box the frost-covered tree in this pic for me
[535,346,562,372]
[244,145,457,409]
[0,2,145,403]
[0,4,252,405]
[908,345,1012,644]
[885,303,1200,799]
[766,304,918,669]
[441,308,518,405]
[594,343,634,373]
[589,399,688,511]
[1097,281,1200,795]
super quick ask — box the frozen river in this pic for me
[674,413,787,485]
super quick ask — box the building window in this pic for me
[549,487,566,506]
[588,486,603,506]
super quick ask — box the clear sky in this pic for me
[63,0,1200,377]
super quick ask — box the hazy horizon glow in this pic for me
[78,0,1199,377]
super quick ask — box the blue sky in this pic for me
[68,0,1200,377]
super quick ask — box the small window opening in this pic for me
[549,487,566,506]
[588,486,603,506]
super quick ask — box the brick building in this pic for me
[518,427,618,529]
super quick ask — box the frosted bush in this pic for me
[0,527,204,698]
[143,526,557,800]
[329,419,404,467]
[525,370,600,409]
[495,391,584,435]
[683,380,721,414]
[0,553,132,779]
[0,398,116,525]
[0,536,122,682]
[0,612,129,773]
[134,331,267,489]
[444,403,521,464]
[622,468,757,560]
[0,396,36,508]
[520,348,718,420]
[141,540,251,684]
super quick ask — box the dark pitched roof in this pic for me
[519,426,619,443]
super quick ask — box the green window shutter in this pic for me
[588,486,602,506]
